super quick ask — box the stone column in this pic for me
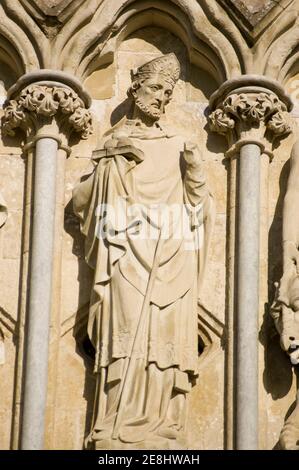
[209,76,292,450]
[2,71,92,450]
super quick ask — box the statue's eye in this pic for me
[150,85,159,91]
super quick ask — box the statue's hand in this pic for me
[183,142,202,169]
[103,132,134,150]
[113,130,134,148]
[103,137,118,149]
[99,132,143,163]
[116,136,134,148]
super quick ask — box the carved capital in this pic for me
[208,75,293,156]
[2,84,92,140]
[209,92,290,138]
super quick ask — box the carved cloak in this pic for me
[73,122,214,377]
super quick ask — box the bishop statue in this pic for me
[73,53,214,449]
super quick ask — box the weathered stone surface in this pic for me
[218,0,292,44]
[22,0,83,17]
[50,334,95,449]
[0,336,16,449]
[0,410,12,450]
[188,357,224,449]
[228,0,280,27]
[2,211,22,260]
[84,63,116,100]
[0,260,21,322]
[20,0,86,38]
[0,156,24,211]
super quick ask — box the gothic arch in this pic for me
[0,2,41,76]
[57,0,243,84]
[0,0,298,85]
[264,16,299,81]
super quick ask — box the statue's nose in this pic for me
[155,89,164,101]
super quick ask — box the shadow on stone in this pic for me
[64,197,96,449]
[260,159,293,399]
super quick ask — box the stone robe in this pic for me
[73,119,214,449]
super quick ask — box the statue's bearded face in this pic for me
[132,74,173,121]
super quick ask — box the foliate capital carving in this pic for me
[2,84,93,139]
[209,92,291,139]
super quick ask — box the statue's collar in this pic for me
[101,117,177,142]
[124,118,176,139]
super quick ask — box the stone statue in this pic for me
[271,138,299,450]
[73,53,214,450]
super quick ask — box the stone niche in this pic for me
[52,26,227,449]
[50,25,299,449]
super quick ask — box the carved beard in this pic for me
[135,98,162,121]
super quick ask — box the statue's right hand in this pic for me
[116,136,134,147]
[104,137,118,149]
[104,133,134,150]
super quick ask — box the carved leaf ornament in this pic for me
[2,85,93,139]
[209,92,290,136]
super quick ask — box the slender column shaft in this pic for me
[236,143,260,450]
[46,148,67,448]
[21,137,58,450]
[225,155,237,450]
[209,76,292,451]
[2,72,92,449]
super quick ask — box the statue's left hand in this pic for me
[183,142,202,168]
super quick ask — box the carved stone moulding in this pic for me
[19,0,86,38]
[2,70,92,139]
[25,0,78,16]
[208,75,293,157]
[217,0,294,45]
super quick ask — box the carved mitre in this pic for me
[131,53,181,88]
